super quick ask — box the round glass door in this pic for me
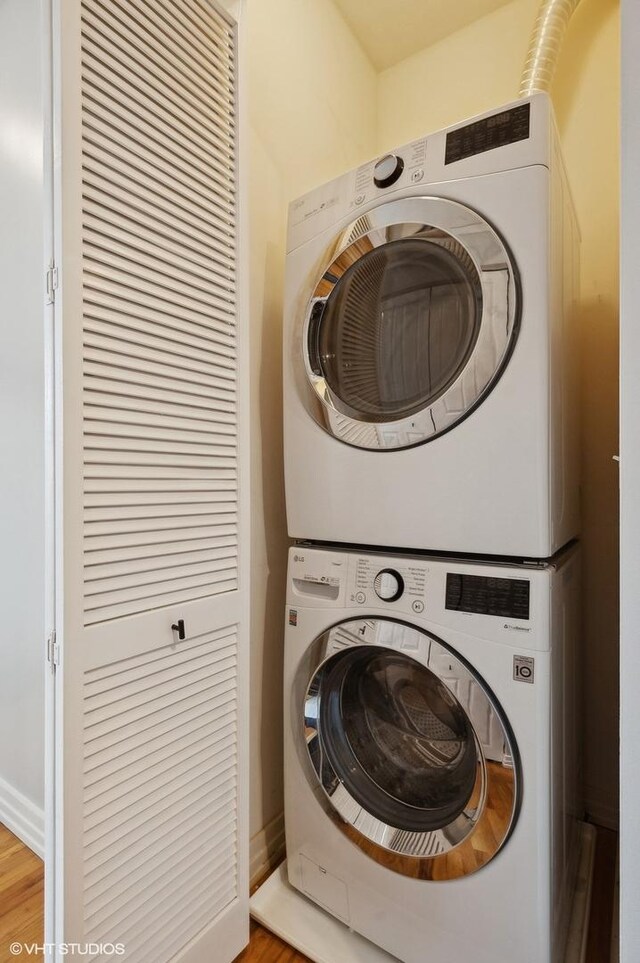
[312,239,482,423]
[319,647,478,832]
[303,619,520,880]
[301,197,520,450]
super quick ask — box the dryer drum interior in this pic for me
[311,237,482,422]
[302,620,521,880]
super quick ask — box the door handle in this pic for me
[171,619,186,641]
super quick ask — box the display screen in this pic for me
[445,103,531,165]
[445,573,530,620]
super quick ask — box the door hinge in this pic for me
[46,262,59,304]
[47,631,60,668]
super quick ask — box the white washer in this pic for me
[283,94,580,558]
[284,544,582,963]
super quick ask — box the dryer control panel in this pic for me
[286,95,551,253]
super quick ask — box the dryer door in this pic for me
[302,618,521,880]
[301,197,520,450]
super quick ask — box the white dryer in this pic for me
[283,94,579,558]
[284,544,582,963]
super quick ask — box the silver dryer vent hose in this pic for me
[519,0,582,97]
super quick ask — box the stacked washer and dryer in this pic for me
[280,94,582,963]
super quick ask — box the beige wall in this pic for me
[248,0,377,200]
[247,127,288,867]
[377,0,620,827]
[554,0,620,829]
[247,0,377,871]
[377,0,539,151]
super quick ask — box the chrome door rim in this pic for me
[300,619,521,881]
[300,196,520,451]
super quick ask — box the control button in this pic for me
[354,193,365,206]
[373,154,405,189]
[374,569,404,602]
[411,168,425,183]
[355,591,366,604]
[412,599,425,614]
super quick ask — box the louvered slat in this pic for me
[83,86,236,202]
[82,215,235,285]
[83,170,236,256]
[101,0,235,111]
[141,0,235,83]
[81,7,235,139]
[82,66,235,191]
[84,393,236,422]
[83,334,236,381]
[83,268,235,325]
[85,701,235,785]
[80,49,235,170]
[83,303,236,357]
[83,232,236,300]
[81,0,237,626]
[83,124,235,227]
[84,378,236,412]
[86,660,236,743]
[82,524,237,554]
[85,478,236,494]
[83,626,239,950]
[85,538,237,572]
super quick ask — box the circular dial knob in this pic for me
[373,153,405,189]
[374,569,404,602]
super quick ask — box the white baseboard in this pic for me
[250,811,285,888]
[584,785,619,831]
[0,774,44,859]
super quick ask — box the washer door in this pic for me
[301,197,520,450]
[302,619,520,880]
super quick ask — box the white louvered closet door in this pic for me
[51,1,248,960]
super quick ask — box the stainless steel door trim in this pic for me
[297,617,521,881]
[298,196,520,450]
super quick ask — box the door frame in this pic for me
[42,0,59,946]
[620,1,639,959]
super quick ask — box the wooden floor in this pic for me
[0,823,617,963]
[0,824,43,962]
[235,921,310,963]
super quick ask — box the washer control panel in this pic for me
[350,555,427,614]
[287,546,548,650]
